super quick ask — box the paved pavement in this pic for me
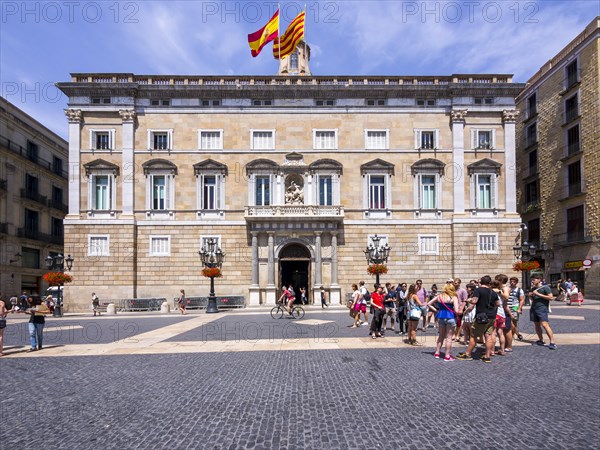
[1,302,599,449]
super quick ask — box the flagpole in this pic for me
[278,3,281,61]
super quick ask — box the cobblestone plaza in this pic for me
[1,303,598,449]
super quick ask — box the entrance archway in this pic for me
[279,243,311,303]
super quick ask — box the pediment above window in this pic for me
[142,159,178,175]
[83,159,120,176]
[245,159,279,175]
[468,158,502,175]
[411,158,445,175]
[309,159,343,174]
[360,158,394,175]
[193,159,228,175]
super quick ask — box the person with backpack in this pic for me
[395,283,408,335]
[91,292,101,316]
[427,282,460,361]
[25,296,50,352]
[505,277,525,349]
[457,275,501,363]
[358,281,370,327]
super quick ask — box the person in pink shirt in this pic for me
[453,278,468,341]
[415,279,428,331]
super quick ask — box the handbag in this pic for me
[409,307,422,320]
[475,312,490,324]
[0,318,6,329]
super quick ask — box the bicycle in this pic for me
[271,301,305,319]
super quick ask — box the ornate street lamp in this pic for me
[45,253,74,317]
[364,234,391,286]
[199,239,225,314]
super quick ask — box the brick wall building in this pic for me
[516,17,599,299]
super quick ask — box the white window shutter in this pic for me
[414,130,419,149]
[491,174,498,209]
[471,129,476,149]
[435,129,440,149]
[470,175,476,209]
[491,129,496,149]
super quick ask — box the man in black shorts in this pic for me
[529,274,556,350]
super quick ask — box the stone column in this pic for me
[265,232,277,304]
[450,109,468,214]
[503,110,519,214]
[313,231,323,302]
[64,109,82,217]
[248,232,261,306]
[329,231,341,304]
[119,109,136,216]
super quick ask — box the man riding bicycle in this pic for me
[278,284,296,315]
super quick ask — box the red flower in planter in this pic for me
[512,261,541,272]
[43,272,73,285]
[202,267,222,278]
[367,264,388,276]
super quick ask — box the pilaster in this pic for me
[503,109,519,214]
[119,109,136,216]
[451,109,467,214]
[65,109,82,217]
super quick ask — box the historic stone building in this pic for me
[57,51,525,310]
[0,97,69,296]
[516,17,599,299]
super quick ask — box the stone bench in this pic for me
[173,296,245,310]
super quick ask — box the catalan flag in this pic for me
[247,9,279,57]
[273,11,305,59]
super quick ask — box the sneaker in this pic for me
[434,353,440,359]
[480,356,492,363]
[548,343,557,350]
[456,353,473,361]
[27,348,37,352]
[361,322,369,326]
[536,340,545,346]
[444,355,456,362]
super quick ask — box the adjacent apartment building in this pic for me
[57,47,525,310]
[0,97,69,296]
[516,17,599,299]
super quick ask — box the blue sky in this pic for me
[1,1,598,139]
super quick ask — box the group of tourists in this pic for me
[347,274,557,362]
[0,292,50,356]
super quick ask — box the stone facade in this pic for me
[0,97,69,297]
[516,17,599,299]
[57,70,525,311]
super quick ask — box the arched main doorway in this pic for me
[279,243,311,302]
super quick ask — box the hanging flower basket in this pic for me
[367,264,388,276]
[43,272,73,286]
[512,261,540,272]
[202,267,222,278]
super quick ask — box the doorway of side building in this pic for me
[279,243,311,304]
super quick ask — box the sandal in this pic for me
[517,334,523,341]
[504,348,513,353]
[495,351,505,356]
[372,335,377,339]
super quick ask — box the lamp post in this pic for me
[45,253,74,317]
[199,238,225,314]
[364,234,391,286]
[513,224,553,294]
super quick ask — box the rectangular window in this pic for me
[150,99,171,106]
[27,141,38,162]
[88,235,109,256]
[95,132,110,150]
[416,99,436,107]
[525,181,538,204]
[199,130,223,150]
[527,92,537,117]
[25,174,38,195]
[567,125,580,155]
[369,175,386,209]
[91,97,111,104]
[418,235,439,255]
[152,175,166,210]
[566,60,578,88]
[94,175,110,210]
[201,100,221,107]
[477,233,498,254]
[421,175,436,209]
[319,176,333,206]
[420,131,435,149]
[366,99,386,106]
[22,247,40,269]
[153,133,169,150]
[24,208,39,232]
[150,236,170,256]
[51,217,63,238]
[51,186,63,209]
[477,175,492,209]
[567,161,582,196]
[53,156,63,175]
[255,176,270,206]
[566,205,584,242]
[528,149,538,176]
[251,131,274,150]
[477,131,492,149]
[565,93,578,123]
[526,123,537,147]
[528,218,540,245]
[365,130,388,150]
[315,99,335,106]
[202,175,217,210]
[314,130,337,150]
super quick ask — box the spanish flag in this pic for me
[247,9,279,57]
[273,11,305,59]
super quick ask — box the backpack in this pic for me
[363,290,371,302]
[1,299,12,311]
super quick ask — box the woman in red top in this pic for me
[369,285,385,339]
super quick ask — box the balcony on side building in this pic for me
[17,227,63,245]
[553,228,594,247]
